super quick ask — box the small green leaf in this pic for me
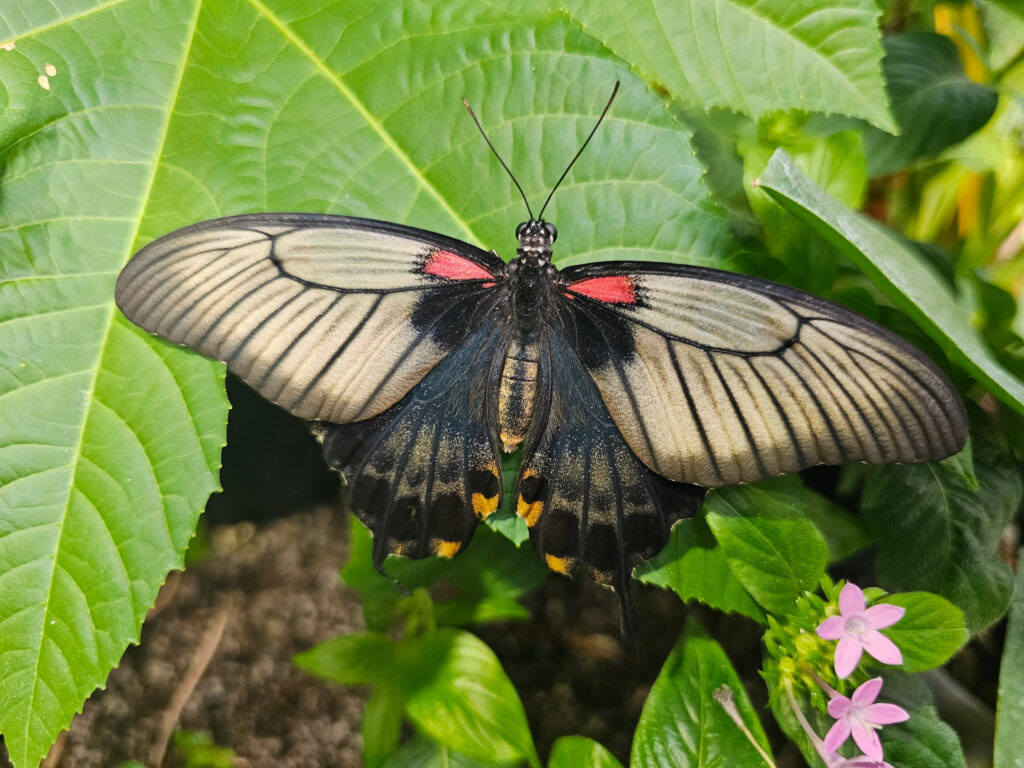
[548,736,624,768]
[704,484,828,616]
[756,150,1024,416]
[994,547,1024,765]
[398,629,539,768]
[879,592,968,673]
[293,632,398,687]
[862,438,1021,633]
[635,515,765,623]
[632,619,772,767]
[562,0,895,130]
[864,32,998,176]
[364,688,404,768]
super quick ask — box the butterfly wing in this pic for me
[515,327,705,606]
[115,213,504,424]
[313,318,505,565]
[557,262,968,488]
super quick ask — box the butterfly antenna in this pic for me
[462,97,535,221]
[537,81,620,221]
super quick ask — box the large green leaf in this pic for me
[756,150,1024,416]
[1,2,742,762]
[862,439,1021,633]
[863,32,998,177]
[703,484,828,617]
[561,0,895,130]
[994,547,1024,766]
[631,619,772,767]
[0,3,225,766]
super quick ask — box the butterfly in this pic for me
[114,86,967,627]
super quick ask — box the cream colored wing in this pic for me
[116,213,504,423]
[557,262,967,488]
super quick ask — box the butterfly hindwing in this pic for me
[115,213,504,424]
[559,262,967,487]
[313,320,504,567]
[516,328,705,594]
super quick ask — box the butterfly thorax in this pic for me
[496,220,559,452]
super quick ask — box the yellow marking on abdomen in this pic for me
[498,340,540,452]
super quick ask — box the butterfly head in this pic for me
[515,219,557,268]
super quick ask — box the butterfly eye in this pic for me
[515,222,528,240]
[545,222,557,242]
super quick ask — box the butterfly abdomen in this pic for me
[498,338,541,452]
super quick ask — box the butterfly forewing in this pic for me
[115,214,505,424]
[559,262,968,488]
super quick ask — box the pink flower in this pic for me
[823,678,909,759]
[828,755,895,768]
[817,583,905,678]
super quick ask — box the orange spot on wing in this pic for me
[516,496,544,527]
[544,554,571,574]
[423,250,495,282]
[435,540,462,558]
[567,275,637,304]
[472,492,498,519]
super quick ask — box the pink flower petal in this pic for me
[818,615,846,639]
[851,719,883,759]
[863,603,905,629]
[823,718,852,754]
[838,583,866,616]
[851,677,883,706]
[861,630,903,666]
[828,694,852,718]
[864,702,910,726]
[834,635,863,678]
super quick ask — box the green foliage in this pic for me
[864,32,999,176]
[704,483,829,616]
[876,673,967,768]
[631,619,773,767]
[862,435,1021,632]
[548,736,624,768]
[880,593,968,673]
[2,0,1022,765]
[170,731,240,768]
[635,513,767,623]
[994,547,1024,766]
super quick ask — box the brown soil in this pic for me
[0,504,775,768]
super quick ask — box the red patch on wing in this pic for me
[566,275,638,304]
[423,250,495,282]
